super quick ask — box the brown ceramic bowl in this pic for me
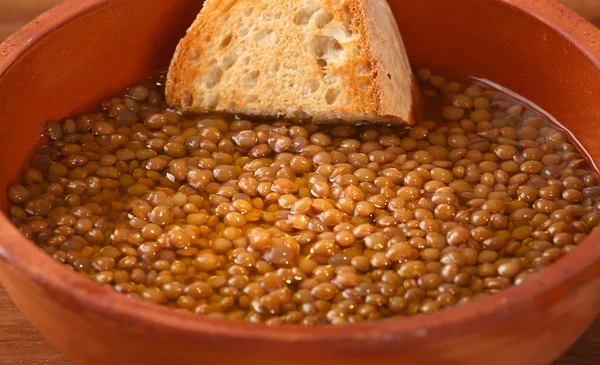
[1,1,600,364]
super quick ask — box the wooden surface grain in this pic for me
[0,285,598,365]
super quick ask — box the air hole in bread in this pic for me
[221,52,238,70]
[341,25,354,38]
[205,93,220,110]
[342,5,351,17]
[387,73,392,80]
[357,62,372,76]
[313,10,333,29]
[254,28,274,43]
[244,70,261,89]
[182,92,193,109]
[295,6,319,26]
[310,36,342,60]
[317,59,327,68]
[220,34,233,49]
[326,88,340,105]
[202,66,223,89]
[290,108,309,120]
[323,72,338,85]
[343,4,357,24]
[308,79,320,93]
[245,94,258,103]
[189,49,200,62]
[237,24,250,37]
[271,62,281,72]
[245,5,254,16]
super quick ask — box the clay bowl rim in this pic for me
[1,0,600,343]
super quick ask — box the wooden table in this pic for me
[0,286,598,365]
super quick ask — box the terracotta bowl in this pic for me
[1,0,600,364]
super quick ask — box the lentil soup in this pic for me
[7,68,600,326]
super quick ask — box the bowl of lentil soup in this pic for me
[2,0,600,364]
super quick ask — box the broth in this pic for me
[6,68,600,325]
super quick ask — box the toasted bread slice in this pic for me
[166,0,418,125]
